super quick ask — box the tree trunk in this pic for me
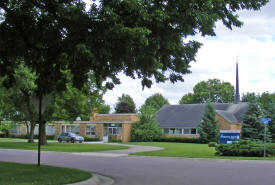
[40,121,48,145]
[26,122,30,136]
[28,122,35,143]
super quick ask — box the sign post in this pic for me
[259,118,271,158]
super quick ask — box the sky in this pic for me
[86,1,275,110]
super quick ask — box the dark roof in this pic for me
[157,103,248,128]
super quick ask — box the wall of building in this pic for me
[122,123,132,142]
[216,114,242,131]
[90,113,138,122]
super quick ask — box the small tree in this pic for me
[241,101,265,140]
[198,103,219,143]
[130,106,161,142]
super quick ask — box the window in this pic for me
[169,128,175,135]
[86,125,96,136]
[61,125,80,134]
[184,129,190,135]
[163,128,169,134]
[191,128,197,135]
[175,128,182,135]
[46,125,55,135]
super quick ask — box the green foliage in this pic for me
[179,93,196,104]
[208,142,217,147]
[118,94,136,110]
[0,123,12,137]
[130,106,161,142]
[1,0,268,93]
[242,92,260,103]
[266,103,275,142]
[115,102,136,113]
[154,137,199,143]
[84,137,100,142]
[180,79,234,104]
[115,94,136,113]
[198,103,219,143]
[241,101,265,140]
[143,93,169,111]
[215,139,275,157]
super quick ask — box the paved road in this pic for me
[0,149,275,185]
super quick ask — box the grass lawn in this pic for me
[0,161,91,185]
[128,142,275,160]
[0,141,129,152]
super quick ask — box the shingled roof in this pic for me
[156,103,248,128]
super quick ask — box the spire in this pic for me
[234,62,240,104]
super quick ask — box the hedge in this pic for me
[215,139,275,157]
[84,137,100,142]
[153,136,199,143]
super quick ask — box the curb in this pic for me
[67,173,114,185]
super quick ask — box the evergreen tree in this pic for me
[115,94,136,113]
[241,101,265,140]
[266,103,275,142]
[198,103,219,143]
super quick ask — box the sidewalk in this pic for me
[72,143,163,157]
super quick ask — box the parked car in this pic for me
[57,132,84,143]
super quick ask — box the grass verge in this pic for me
[0,141,128,152]
[128,142,275,160]
[0,161,91,185]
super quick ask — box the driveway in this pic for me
[0,147,275,185]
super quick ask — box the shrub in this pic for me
[109,139,122,143]
[208,142,217,147]
[154,136,199,143]
[84,137,100,142]
[130,106,161,142]
[215,139,275,157]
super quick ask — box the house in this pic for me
[157,103,248,138]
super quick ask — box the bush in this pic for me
[130,106,161,142]
[208,142,217,147]
[109,139,122,143]
[84,137,100,142]
[215,139,275,157]
[154,136,199,143]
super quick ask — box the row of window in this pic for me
[163,128,198,135]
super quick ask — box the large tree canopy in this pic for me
[143,93,169,111]
[0,0,269,92]
[179,79,235,104]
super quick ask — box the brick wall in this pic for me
[90,114,139,122]
[122,123,132,142]
[79,124,86,137]
[95,124,103,140]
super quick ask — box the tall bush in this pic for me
[130,106,161,142]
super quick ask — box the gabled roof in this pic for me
[156,103,248,128]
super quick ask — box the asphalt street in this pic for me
[0,149,275,185]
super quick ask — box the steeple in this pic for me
[234,62,240,104]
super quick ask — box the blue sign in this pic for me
[259,118,271,124]
[220,130,240,144]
